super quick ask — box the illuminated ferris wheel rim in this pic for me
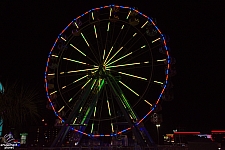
[44,4,170,137]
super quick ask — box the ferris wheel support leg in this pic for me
[70,79,105,145]
[51,79,95,147]
[106,77,148,147]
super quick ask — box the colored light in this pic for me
[154,81,163,84]
[105,47,123,65]
[133,33,137,37]
[106,61,149,68]
[58,106,65,112]
[152,38,161,43]
[107,52,132,66]
[70,44,86,56]
[144,100,152,106]
[44,4,171,138]
[107,22,110,32]
[119,81,139,96]
[81,33,90,47]
[126,11,131,19]
[93,25,97,38]
[60,36,66,42]
[104,46,114,64]
[118,72,147,80]
[91,12,94,20]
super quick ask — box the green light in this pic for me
[119,81,139,96]
[91,123,94,133]
[70,44,86,56]
[68,97,73,102]
[81,33,90,47]
[120,93,136,119]
[118,72,147,80]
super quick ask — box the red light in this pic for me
[211,130,225,133]
[174,132,200,135]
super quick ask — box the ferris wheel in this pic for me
[44,4,172,147]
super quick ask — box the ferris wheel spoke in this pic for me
[51,54,94,66]
[107,59,169,72]
[58,79,93,113]
[50,75,88,96]
[60,80,86,96]
[118,71,147,81]
[70,43,98,65]
[61,75,88,90]
[106,61,150,69]
[93,24,102,63]
[105,52,132,66]
[105,28,141,65]
[102,21,111,61]
[113,29,149,64]
[106,45,146,66]
[119,80,140,97]
[59,68,97,75]
[118,47,151,65]
[104,24,131,65]
[103,24,124,64]
[80,33,100,64]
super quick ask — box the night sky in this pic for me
[0,1,224,135]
